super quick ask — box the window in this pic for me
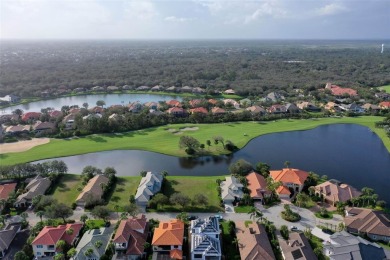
[36,245,43,248]
[174,245,178,248]
[194,254,203,258]
[215,234,218,238]
[37,252,41,256]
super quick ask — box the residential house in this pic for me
[151,85,164,91]
[33,121,56,134]
[223,99,240,109]
[278,232,317,260]
[113,215,149,260]
[14,175,51,207]
[208,99,218,105]
[325,83,358,97]
[73,87,86,93]
[166,100,182,107]
[135,172,163,208]
[270,168,309,197]
[235,221,275,260]
[190,216,222,260]
[92,86,106,92]
[83,113,102,120]
[339,103,364,113]
[128,102,144,113]
[68,108,81,114]
[63,114,76,130]
[297,102,321,112]
[285,103,300,113]
[166,86,178,92]
[192,87,205,94]
[72,227,113,260]
[224,89,236,95]
[136,86,150,91]
[89,106,105,114]
[265,92,285,102]
[323,231,390,260]
[32,223,83,258]
[344,207,390,242]
[190,107,208,115]
[0,223,21,258]
[167,107,185,116]
[145,102,158,110]
[314,180,362,206]
[0,94,20,103]
[246,105,266,115]
[324,102,342,112]
[189,99,203,107]
[362,103,380,112]
[48,110,63,119]
[5,124,30,135]
[246,172,271,203]
[122,85,134,90]
[375,92,390,100]
[21,112,42,122]
[379,101,390,109]
[220,176,244,204]
[75,175,109,207]
[268,104,287,114]
[0,114,19,124]
[107,86,119,92]
[152,219,184,260]
[211,107,226,115]
[181,86,193,93]
[0,182,17,201]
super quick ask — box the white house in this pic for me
[220,176,244,203]
[135,172,163,208]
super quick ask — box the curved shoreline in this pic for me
[0,116,388,165]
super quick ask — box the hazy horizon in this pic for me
[1,0,389,40]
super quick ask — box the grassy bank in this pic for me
[0,116,387,165]
[49,174,83,206]
[108,176,141,211]
[379,85,390,93]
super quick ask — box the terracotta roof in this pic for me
[21,112,41,121]
[189,99,203,107]
[49,110,62,118]
[270,168,309,185]
[211,107,226,114]
[246,172,271,199]
[235,221,275,260]
[113,215,148,256]
[345,207,390,238]
[32,223,83,246]
[276,185,291,195]
[76,175,109,202]
[170,249,183,259]
[325,83,358,96]
[166,100,182,107]
[152,219,184,246]
[0,183,17,200]
[190,107,208,114]
[314,181,362,203]
[379,101,390,108]
[167,107,185,114]
[208,99,218,105]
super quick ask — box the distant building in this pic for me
[0,94,20,103]
[224,89,236,95]
[325,83,358,97]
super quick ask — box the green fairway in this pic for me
[159,176,223,212]
[379,85,390,93]
[0,116,388,165]
[49,174,83,206]
[107,176,141,211]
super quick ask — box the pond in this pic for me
[1,93,183,114]
[36,124,390,202]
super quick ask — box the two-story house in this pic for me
[72,227,113,260]
[190,216,222,260]
[14,175,51,208]
[135,172,163,208]
[151,219,184,260]
[270,168,309,199]
[220,176,244,204]
[113,215,149,260]
[32,223,83,258]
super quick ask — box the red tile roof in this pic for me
[270,168,309,185]
[379,101,390,108]
[32,223,83,246]
[168,107,185,114]
[246,172,271,199]
[208,99,218,105]
[152,219,184,246]
[0,183,17,200]
[21,112,41,121]
[189,99,202,107]
[166,100,182,107]
[211,107,226,114]
[326,84,357,96]
[190,107,208,114]
[170,249,183,259]
[276,186,291,195]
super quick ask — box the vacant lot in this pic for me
[108,176,141,211]
[50,174,83,206]
[158,176,224,212]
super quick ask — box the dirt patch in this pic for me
[180,127,199,131]
[0,138,50,154]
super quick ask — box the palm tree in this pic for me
[284,161,291,168]
[296,193,304,208]
[56,240,66,253]
[94,240,103,248]
[80,214,88,224]
[36,211,45,223]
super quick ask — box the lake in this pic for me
[1,93,183,114]
[36,124,390,202]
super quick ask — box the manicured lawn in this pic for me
[315,211,334,219]
[157,176,223,212]
[86,219,106,229]
[107,176,141,211]
[379,85,390,93]
[1,116,388,165]
[235,205,253,213]
[49,174,83,206]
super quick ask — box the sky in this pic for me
[1,0,389,40]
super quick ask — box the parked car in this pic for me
[188,215,198,221]
[290,226,299,231]
[214,214,223,220]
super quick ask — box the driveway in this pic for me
[3,229,30,260]
[225,203,235,213]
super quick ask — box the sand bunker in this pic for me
[0,138,50,154]
[180,127,199,131]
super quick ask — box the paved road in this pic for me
[25,202,343,230]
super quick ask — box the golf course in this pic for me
[0,116,388,166]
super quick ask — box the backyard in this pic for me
[107,176,141,211]
[49,174,83,206]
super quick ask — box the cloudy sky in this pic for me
[1,0,389,39]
